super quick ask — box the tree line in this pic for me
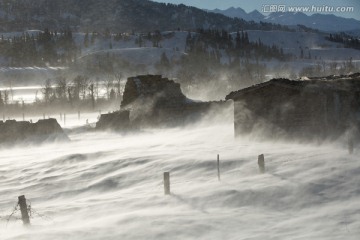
[40,74,124,108]
[326,33,360,50]
[0,74,125,113]
[0,28,79,67]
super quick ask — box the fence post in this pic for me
[164,172,170,195]
[217,154,220,181]
[22,113,25,121]
[78,111,80,120]
[18,195,30,225]
[258,154,265,173]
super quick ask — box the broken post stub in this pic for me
[258,154,265,173]
[18,195,30,225]
[217,154,220,181]
[164,172,170,195]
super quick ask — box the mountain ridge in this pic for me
[208,7,360,32]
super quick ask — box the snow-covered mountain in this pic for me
[209,7,360,32]
[210,7,264,22]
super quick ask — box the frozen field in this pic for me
[0,116,359,239]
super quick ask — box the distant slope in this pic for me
[75,31,188,68]
[75,30,360,76]
[0,0,291,32]
[265,12,360,32]
[209,7,360,32]
[244,30,360,60]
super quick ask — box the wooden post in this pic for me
[22,113,25,121]
[217,154,220,181]
[2,114,4,121]
[78,111,80,120]
[349,139,354,154]
[164,172,170,195]
[258,154,265,173]
[18,195,30,225]
[43,113,45,119]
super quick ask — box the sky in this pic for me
[151,0,360,20]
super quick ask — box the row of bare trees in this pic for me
[41,73,125,109]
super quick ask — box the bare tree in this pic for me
[88,81,96,109]
[9,80,14,102]
[114,70,123,100]
[42,79,53,104]
[67,86,73,107]
[4,90,9,105]
[104,74,114,100]
[80,76,89,100]
[55,76,67,100]
[95,80,100,99]
[0,91,4,108]
[72,75,89,101]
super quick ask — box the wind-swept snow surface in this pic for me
[0,119,359,239]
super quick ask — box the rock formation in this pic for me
[96,110,131,131]
[96,75,227,130]
[226,73,360,140]
[0,118,69,145]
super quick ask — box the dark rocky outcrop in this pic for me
[226,73,360,140]
[122,75,227,127]
[96,110,131,131]
[121,75,187,108]
[0,119,69,145]
[96,75,228,130]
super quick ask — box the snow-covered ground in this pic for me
[0,112,359,239]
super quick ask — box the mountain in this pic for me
[247,10,264,22]
[0,0,291,32]
[209,7,360,32]
[209,7,263,22]
[211,7,248,20]
[265,12,360,32]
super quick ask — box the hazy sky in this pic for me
[151,0,360,20]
